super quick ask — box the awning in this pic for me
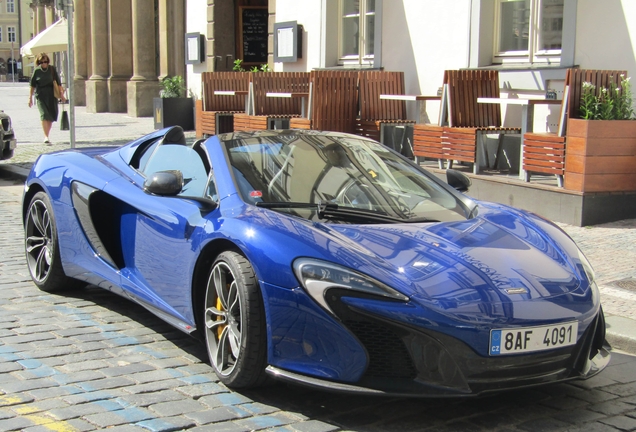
[20,19,68,57]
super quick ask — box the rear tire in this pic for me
[203,251,267,388]
[24,191,82,292]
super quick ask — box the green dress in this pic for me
[30,66,60,122]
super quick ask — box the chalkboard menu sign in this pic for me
[239,6,268,64]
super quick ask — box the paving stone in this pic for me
[235,413,299,431]
[47,400,125,421]
[121,379,187,395]
[100,363,157,377]
[590,401,636,416]
[150,399,208,417]
[289,420,340,432]
[600,415,636,431]
[63,390,127,405]
[76,376,136,392]
[118,390,187,407]
[0,377,58,394]
[554,408,607,425]
[175,382,226,398]
[84,406,156,428]
[129,369,185,384]
[135,416,196,432]
[200,392,253,408]
[186,405,251,425]
[0,416,39,431]
[0,394,35,407]
[27,384,83,400]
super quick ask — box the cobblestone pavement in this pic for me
[3,178,636,432]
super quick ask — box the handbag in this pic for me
[52,66,62,100]
[53,81,61,100]
[60,103,69,130]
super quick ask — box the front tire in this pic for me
[203,251,267,388]
[24,191,80,292]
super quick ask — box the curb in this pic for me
[605,315,636,355]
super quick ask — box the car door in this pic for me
[103,141,216,330]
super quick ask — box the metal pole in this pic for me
[63,1,76,148]
[11,43,15,83]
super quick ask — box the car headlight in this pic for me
[293,258,409,316]
[577,248,596,284]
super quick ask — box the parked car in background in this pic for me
[22,127,610,396]
[0,111,16,160]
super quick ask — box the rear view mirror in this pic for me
[446,169,471,192]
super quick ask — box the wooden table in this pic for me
[477,97,561,181]
[379,94,441,124]
[266,92,311,118]
[213,90,250,114]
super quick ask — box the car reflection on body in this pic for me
[23,127,609,396]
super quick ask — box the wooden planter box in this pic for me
[564,118,636,192]
[153,97,194,131]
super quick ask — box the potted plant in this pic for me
[153,76,194,131]
[564,74,636,192]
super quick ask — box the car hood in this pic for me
[315,206,586,311]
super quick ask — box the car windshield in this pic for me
[224,133,469,223]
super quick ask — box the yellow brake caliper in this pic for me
[216,296,225,339]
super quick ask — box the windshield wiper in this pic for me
[256,201,438,224]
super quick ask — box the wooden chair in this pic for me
[523,69,627,187]
[234,72,311,132]
[196,72,251,137]
[356,71,416,149]
[289,70,359,133]
[440,70,521,174]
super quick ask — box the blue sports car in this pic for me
[23,127,609,396]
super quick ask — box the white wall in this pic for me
[382,0,471,122]
[186,0,208,100]
[273,0,323,72]
[575,0,636,79]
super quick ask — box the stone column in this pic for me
[158,0,185,81]
[73,0,88,106]
[36,5,46,34]
[85,0,109,113]
[107,0,132,112]
[45,5,54,28]
[127,0,160,117]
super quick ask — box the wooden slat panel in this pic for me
[358,71,408,121]
[311,70,359,133]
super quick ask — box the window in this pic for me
[339,0,375,66]
[7,27,16,43]
[0,27,3,43]
[494,0,564,64]
[6,0,15,13]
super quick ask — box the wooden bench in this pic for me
[356,71,415,144]
[440,70,521,174]
[234,72,311,132]
[196,71,251,137]
[289,70,359,133]
[523,69,626,187]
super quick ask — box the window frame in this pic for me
[7,26,16,43]
[0,27,3,43]
[337,0,377,67]
[493,0,564,65]
[6,0,15,13]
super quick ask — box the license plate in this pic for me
[489,322,578,356]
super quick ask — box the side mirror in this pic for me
[446,169,471,192]
[143,170,184,196]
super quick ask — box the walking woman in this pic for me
[28,53,66,145]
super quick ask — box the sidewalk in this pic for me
[2,81,636,355]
